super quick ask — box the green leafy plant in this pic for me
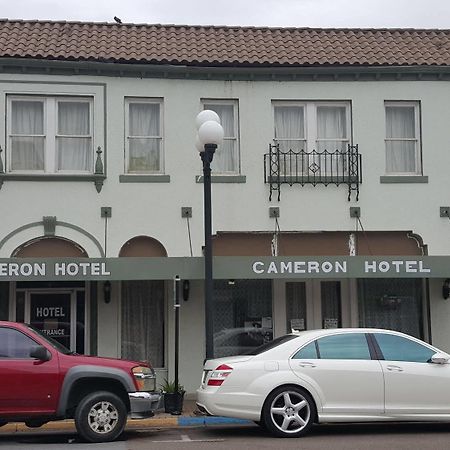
[161,378,185,393]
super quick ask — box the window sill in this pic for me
[0,173,106,192]
[119,174,170,183]
[195,174,246,183]
[379,175,428,184]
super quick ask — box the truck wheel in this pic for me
[74,391,127,443]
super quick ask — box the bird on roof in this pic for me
[114,16,122,24]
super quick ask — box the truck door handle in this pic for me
[298,362,316,368]
[386,365,403,372]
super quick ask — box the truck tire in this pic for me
[74,391,127,443]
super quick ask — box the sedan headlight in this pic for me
[132,366,156,392]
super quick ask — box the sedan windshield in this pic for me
[244,334,298,355]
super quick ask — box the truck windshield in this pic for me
[26,324,73,355]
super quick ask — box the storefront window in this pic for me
[121,280,164,367]
[213,279,273,358]
[358,278,423,338]
[15,291,25,322]
[0,282,9,320]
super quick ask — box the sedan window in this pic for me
[293,341,318,359]
[244,334,298,355]
[316,333,371,360]
[374,333,435,363]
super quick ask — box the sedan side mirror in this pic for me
[30,345,50,361]
[430,352,449,364]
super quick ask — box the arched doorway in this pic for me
[119,236,167,368]
[13,237,89,353]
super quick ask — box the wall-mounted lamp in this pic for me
[228,279,235,285]
[103,280,111,304]
[443,279,450,299]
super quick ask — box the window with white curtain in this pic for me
[125,98,163,173]
[121,280,165,367]
[202,100,239,173]
[274,102,350,151]
[385,101,421,174]
[7,96,93,173]
[273,101,350,175]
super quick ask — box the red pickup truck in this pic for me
[0,321,161,442]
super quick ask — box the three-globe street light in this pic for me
[195,110,224,360]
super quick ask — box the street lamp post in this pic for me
[195,111,224,360]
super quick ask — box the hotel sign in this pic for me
[0,256,448,281]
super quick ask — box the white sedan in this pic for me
[196,328,450,437]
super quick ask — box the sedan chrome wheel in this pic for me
[87,401,119,434]
[263,386,315,437]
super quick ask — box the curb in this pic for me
[0,416,251,435]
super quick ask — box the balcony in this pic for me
[264,143,362,201]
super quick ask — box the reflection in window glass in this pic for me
[374,333,434,363]
[293,341,317,359]
[317,333,370,360]
[358,279,423,338]
[212,280,273,358]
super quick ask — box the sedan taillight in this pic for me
[207,364,233,386]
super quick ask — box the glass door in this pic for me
[321,281,342,329]
[25,291,75,351]
[283,280,345,331]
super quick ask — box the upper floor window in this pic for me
[201,100,239,174]
[273,101,350,153]
[385,101,421,175]
[7,96,93,173]
[125,98,163,174]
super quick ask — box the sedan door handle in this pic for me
[386,365,403,372]
[298,361,316,368]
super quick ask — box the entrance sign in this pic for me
[0,256,448,281]
[29,292,72,349]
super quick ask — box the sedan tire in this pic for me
[262,385,316,438]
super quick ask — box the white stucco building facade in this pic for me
[1,21,450,394]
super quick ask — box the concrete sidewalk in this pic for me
[0,399,251,435]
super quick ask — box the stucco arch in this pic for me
[12,236,88,257]
[119,236,167,257]
[0,220,104,257]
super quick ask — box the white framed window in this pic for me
[385,101,421,175]
[125,98,163,174]
[201,99,239,174]
[273,101,351,174]
[7,96,93,173]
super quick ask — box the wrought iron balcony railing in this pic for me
[264,143,362,201]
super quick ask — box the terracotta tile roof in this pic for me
[1,19,450,67]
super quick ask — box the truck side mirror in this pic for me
[30,345,50,361]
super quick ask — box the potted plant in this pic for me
[161,379,185,415]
